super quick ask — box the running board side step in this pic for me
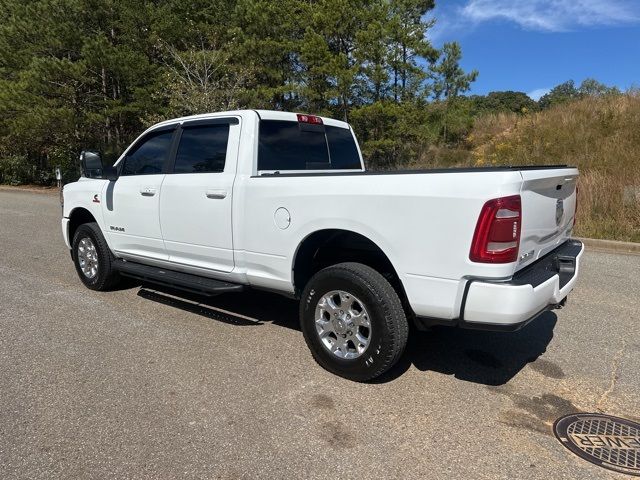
[113,260,244,296]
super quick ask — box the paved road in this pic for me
[1,188,639,480]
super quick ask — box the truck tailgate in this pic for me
[517,167,578,270]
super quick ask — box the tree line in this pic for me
[0,0,623,184]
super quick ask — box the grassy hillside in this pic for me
[424,94,640,242]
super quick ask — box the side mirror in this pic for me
[80,150,102,178]
[80,150,118,181]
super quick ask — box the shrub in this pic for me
[0,156,35,185]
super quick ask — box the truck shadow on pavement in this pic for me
[385,312,558,386]
[137,285,557,386]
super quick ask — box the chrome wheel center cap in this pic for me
[333,318,347,334]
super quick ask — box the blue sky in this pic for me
[428,0,640,99]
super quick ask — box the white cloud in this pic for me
[459,0,640,32]
[527,88,551,101]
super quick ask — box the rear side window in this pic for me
[326,126,362,170]
[122,129,174,176]
[258,120,361,171]
[174,124,230,174]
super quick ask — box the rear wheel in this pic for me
[72,222,120,291]
[300,262,408,382]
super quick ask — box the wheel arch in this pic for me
[291,228,411,313]
[68,207,98,246]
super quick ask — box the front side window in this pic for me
[174,124,230,174]
[121,129,174,176]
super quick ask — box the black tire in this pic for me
[299,262,409,382]
[72,222,120,291]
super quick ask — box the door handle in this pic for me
[206,190,227,199]
[140,188,156,197]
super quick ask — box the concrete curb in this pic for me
[576,237,640,255]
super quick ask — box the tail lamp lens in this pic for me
[470,195,522,263]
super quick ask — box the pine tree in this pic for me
[387,0,438,102]
[431,42,478,101]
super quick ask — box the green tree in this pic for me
[386,0,438,102]
[299,0,373,120]
[473,91,539,114]
[350,100,438,168]
[231,0,307,110]
[354,2,390,103]
[539,79,621,109]
[429,42,478,143]
[538,80,579,109]
[430,42,478,101]
[0,0,163,179]
[578,78,620,97]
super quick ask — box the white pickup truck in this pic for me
[61,110,584,381]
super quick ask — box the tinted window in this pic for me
[258,120,328,171]
[122,130,174,176]
[258,120,360,171]
[326,126,361,169]
[174,124,229,174]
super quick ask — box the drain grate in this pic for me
[554,413,640,476]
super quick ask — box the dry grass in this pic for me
[418,94,640,242]
[575,170,640,242]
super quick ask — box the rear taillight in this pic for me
[470,195,521,263]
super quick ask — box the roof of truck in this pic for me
[152,110,351,130]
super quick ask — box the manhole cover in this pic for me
[554,413,640,476]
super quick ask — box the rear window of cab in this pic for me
[258,120,361,171]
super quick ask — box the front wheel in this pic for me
[300,262,409,382]
[72,222,120,291]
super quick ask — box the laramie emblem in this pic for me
[556,199,564,226]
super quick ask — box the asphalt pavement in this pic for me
[1,188,639,479]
